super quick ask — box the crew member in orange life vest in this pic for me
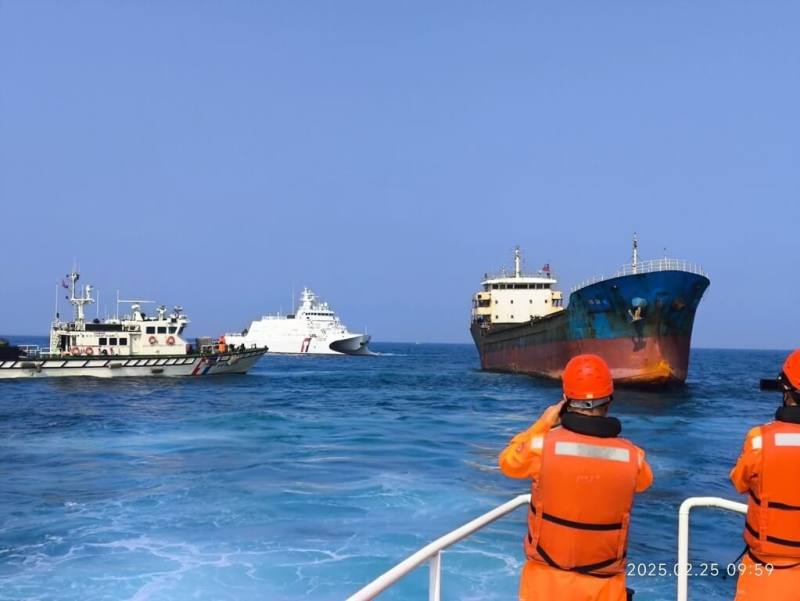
[499,354,653,601]
[730,349,800,601]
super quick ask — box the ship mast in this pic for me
[631,233,639,274]
[514,246,522,278]
[67,271,95,326]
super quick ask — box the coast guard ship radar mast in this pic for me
[65,271,94,325]
[0,269,267,379]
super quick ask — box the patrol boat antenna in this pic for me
[67,271,95,326]
[117,299,155,322]
[0,268,268,379]
[631,233,639,274]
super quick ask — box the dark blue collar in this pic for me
[776,406,800,425]
[561,412,621,438]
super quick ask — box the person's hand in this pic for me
[541,399,567,427]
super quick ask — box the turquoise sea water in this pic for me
[0,340,789,600]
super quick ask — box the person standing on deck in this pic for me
[499,354,653,601]
[730,349,800,600]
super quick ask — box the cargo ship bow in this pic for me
[470,239,710,386]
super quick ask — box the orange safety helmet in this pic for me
[782,349,800,390]
[562,354,614,405]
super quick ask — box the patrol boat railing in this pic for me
[17,345,59,359]
[346,493,531,601]
[677,496,746,601]
[347,495,747,601]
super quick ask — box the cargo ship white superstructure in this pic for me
[226,288,372,355]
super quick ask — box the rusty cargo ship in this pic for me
[470,239,710,386]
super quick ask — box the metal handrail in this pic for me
[17,345,59,359]
[618,258,707,278]
[677,496,747,601]
[348,494,748,601]
[346,494,531,601]
[571,258,708,293]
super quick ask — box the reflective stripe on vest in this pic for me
[775,433,800,446]
[555,441,631,463]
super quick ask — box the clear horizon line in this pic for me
[0,333,792,353]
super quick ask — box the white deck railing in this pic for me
[677,496,747,601]
[348,494,747,601]
[571,258,708,293]
[346,494,531,601]
[17,345,59,359]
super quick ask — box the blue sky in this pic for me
[1,2,797,348]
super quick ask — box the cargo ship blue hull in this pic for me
[471,270,710,385]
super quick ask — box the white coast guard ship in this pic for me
[225,288,373,355]
[0,271,267,379]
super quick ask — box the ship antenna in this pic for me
[631,233,639,274]
[53,283,59,324]
[514,246,522,278]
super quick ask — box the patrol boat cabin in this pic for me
[0,270,267,379]
[50,272,191,357]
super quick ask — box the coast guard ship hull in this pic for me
[226,288,373,356]
[471,270,709,385]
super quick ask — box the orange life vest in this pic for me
[744,418,800,559]
[525,423,640,576]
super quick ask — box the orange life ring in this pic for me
[85,347,94,356]
[70,347,81,356]
[166,336,176,346]
[149,336,158,345]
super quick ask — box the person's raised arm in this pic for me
[634,447,653,493]
[498,400,565,479]
[730,426,762,494]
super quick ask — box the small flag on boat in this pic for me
[542,263,551,273]
[61,278,70,289]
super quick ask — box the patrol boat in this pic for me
[225,288,373,355]
[0,271,267,379]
